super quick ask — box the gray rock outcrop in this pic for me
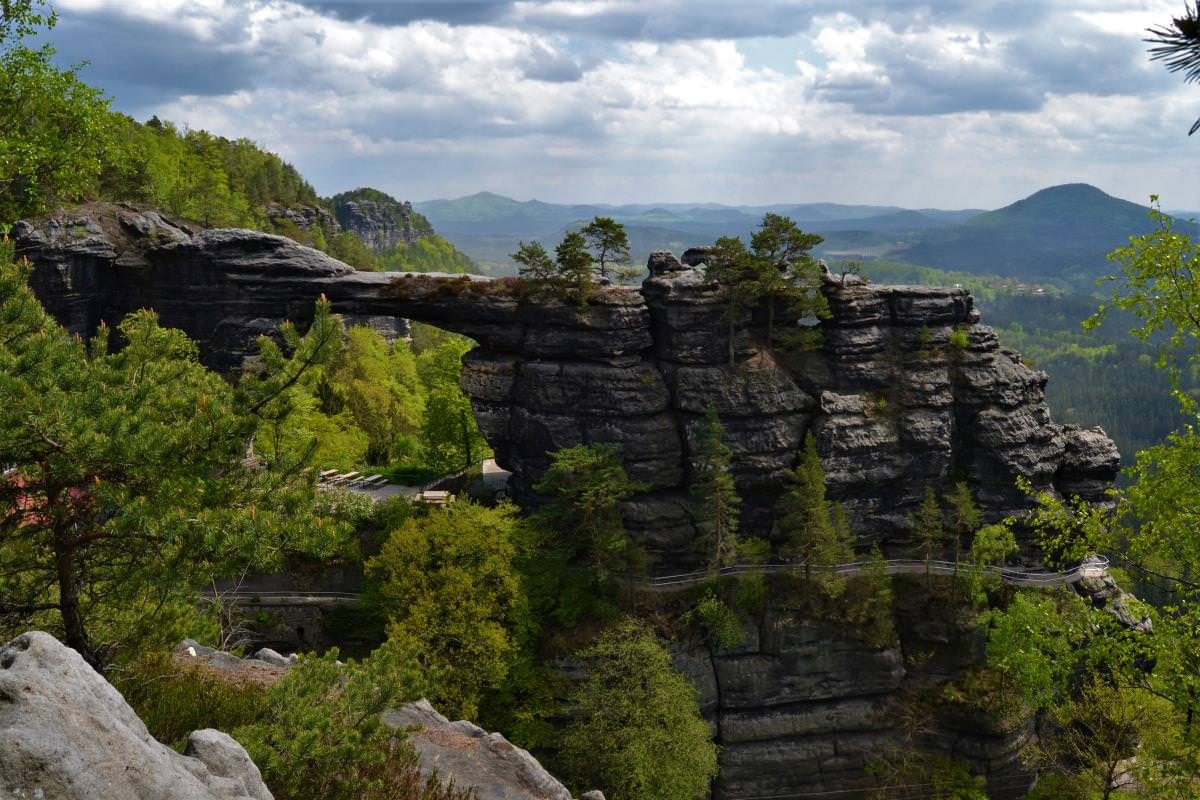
[384,699,581,800]
[15,205,1121,571]
[0,631,273,800]
[330,190,435,253]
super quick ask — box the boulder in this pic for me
[383,699,575,800]
[0,631,273,800]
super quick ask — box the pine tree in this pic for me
[747,213,826,349]
[0,239,344,666]
[511,240,557,285]
[554,231,595,290]
[691,404,741,572]
[580,216,632,281]
[944,480,982,565]
[774,434,854,584]
[911,486,946,581]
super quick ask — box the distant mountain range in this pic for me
[415,184,1191,290]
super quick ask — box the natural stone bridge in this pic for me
[16,203,1121,571]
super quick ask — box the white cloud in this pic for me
[45,0,1200,208]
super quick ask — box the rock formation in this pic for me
[0,631,273,800]
[384,699,581,800]
[15,204,1121,567]
[329,188,436,253]
[14,203,1126,800]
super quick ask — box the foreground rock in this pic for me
[385,699,580,800]
[172,642,593,800]
[16,204,1121,566]
[0,631,272,800]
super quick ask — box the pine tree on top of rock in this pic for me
[580,216,632,281]
[704,213,828,366]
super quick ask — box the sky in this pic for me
[45,0,1200,209]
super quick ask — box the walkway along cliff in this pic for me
[15,203,1126,799]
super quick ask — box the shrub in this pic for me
[559,618,718,800]
[685,590,744,650]
[113,652,270,750]
[233,641,469,800]
[948,326,971,351]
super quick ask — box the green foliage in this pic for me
[1090,198,1200,415]
[381,235,473,274]
[100,114,319,230]
[703,213,828,363]
[532,444,644,581]
[559,618,718,800]
[965,521,1017,607]
[684,589,744,650]
[0,0,111,221]
[114,652,269,750]
[1023,680,1163,800]
[580,216,632,281]
[234,641,468,800]
[947,325,970,351]
[253,320,487,477]
[417,333,490,473]
[0,240,345,665]
[512,240,557,283]
[774,434,854,593]
[867,753,988,800]
[690,404,740,571]
[366,502,524,720]
[944,481,982,563]
[911,486,947,577]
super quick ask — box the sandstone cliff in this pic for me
[329,188,436,253]
[15,204,1120,568]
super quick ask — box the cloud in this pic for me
[42,0,1200,209]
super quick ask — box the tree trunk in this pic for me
[461,410,474,470]
[766,297,775,351]
[54,528,97,669]
[728,318,736,367]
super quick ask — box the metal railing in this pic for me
[642,556,1109,591]
[195,557,1109,606]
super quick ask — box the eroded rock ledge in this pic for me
[16,204,1119,567]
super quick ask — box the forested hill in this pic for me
[894,183,1199,289]
[6,108,474,275]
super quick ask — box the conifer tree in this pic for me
[944,480,983,565]
[748,213,826,349]
[511,240,557,285]
[580,216,632,281]
[691,404,741,572]
[0,239,344,666]
[554,231,595,290]
[911,486,947,580]
[774,434,854,584]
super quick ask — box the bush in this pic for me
[233,641,469,800]
[559,618,718,800]
[113,652,270,750]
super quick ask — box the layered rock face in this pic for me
[16,205,1120,564]
[0,631,273,800]
[330,191,435,253]
[673,585,1034,800]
